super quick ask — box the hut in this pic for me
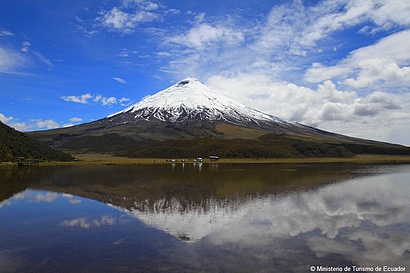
[209,155,219,162]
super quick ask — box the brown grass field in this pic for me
[60,153,410,165]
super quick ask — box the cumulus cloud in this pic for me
[61,93,130,107]
[345,58,410,88]
[5,119,61,132]
[6,122,32,131]
[306,30,410,86]
[24,0,410,145]
[0,113,13,123]
[155,0,407,145]
[99,7,158,33]
[207,73,410,144]
[205,172,410,266]
[61,93,93,104]
[168,23,245,49]
[93,94,117,106]
[162,0,410,82]
[63,117,83,128]
[96,0,162,34]
[34,119,59,129]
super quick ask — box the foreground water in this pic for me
[0,163,409,273]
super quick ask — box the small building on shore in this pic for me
[209,155,219,162]
[17,157,39,166]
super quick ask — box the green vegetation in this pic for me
[123,134,355,158]
[0,122,74,162]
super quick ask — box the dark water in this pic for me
[0,163,410,273]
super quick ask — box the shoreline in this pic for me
[3,154,410,166]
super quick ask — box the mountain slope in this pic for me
[28,78,410,157]
[0,122,74,162]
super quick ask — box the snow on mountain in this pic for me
[123,195,260,243]
[108,78,288,126]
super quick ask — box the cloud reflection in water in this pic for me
[204,172,410,266]
[120,171,410,267]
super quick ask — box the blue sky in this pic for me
[1,0,410,145]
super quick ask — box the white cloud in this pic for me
[153,0,410,145]
[61,93,93,104]
[367,0,410,31]
[0,30,13,36]
[346,59,410,88]
[121,0,159,11]
[160,0,410,85]
[93,94,117,106]
[7,122,33,132]
[15,41,52,68]
[168,23,245,50]
[298,0,372,47]
[69,117,83,123]
[5,119,62,132]
[119,97,131,106]
[21,41,31,52]
[102,97,117,106]
[112,77,127,84]
[0,113,13,123]
[306,30,410,86]
[63,117,83,128]
[206,172,410,266]
[0,47,28,73]
[61,93,130,107]
[304,62,351,83]
[34,119,60,129]
[97,3,159,34]
[208,74,410,145]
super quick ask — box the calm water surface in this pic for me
[0,163,410,272]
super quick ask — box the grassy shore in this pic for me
[67,153,410,165]
[2,153,410,166]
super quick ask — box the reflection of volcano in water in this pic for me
[124,195,267,243]
[2,163,410,271]
[20,162,410,259]
[111,168,410,264]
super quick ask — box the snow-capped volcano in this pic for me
[108,77,287,127]
[28,77,410,156]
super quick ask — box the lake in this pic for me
[1,163,410,273]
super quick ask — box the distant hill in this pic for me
[0,122,74,162]
[28,78,410,158]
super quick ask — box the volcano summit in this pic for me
[108,77,286,127]
[29,78,410,158]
